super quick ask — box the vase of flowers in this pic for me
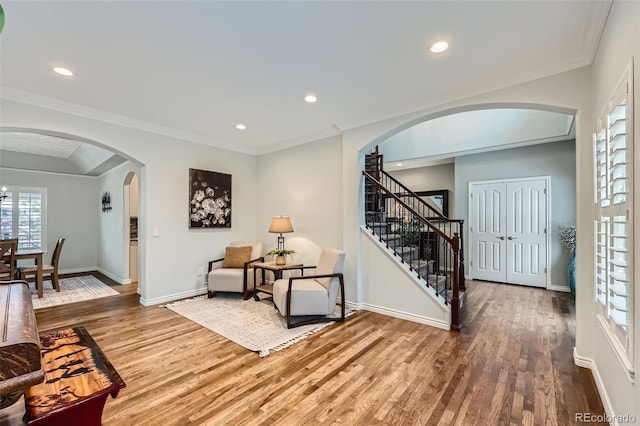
[559,224,576,295]
[266,249,296,265]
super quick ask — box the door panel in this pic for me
[470,183,506,282]
[506,180,547,287]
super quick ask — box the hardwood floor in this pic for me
[0,276,605,425]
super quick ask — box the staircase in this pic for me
[363,147,466,330]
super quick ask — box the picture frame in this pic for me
[189,169,232,228]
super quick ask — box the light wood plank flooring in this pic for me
[0,275,605,425]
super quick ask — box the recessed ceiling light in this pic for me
[430,41,449,54]
[52,66,74,77]
[396,163,403,167]
[235,123,247,130]
[304,94,318,103]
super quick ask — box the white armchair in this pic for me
[208,241,263,300]
[273,248,346,328]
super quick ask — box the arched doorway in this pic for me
[358,103,577,294]
[0,127,146,294]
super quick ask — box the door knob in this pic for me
[497,236,505,240]
[508,236,516,240]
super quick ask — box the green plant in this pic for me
[399,217,424,247]
[266,248,297,258]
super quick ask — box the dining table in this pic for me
[4,248,44,298]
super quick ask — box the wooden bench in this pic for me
[23,326,125,426]
[0,280,44,409]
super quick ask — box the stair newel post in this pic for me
[451,232,461,331]
[458,220,466,292]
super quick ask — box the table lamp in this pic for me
[269,216,294,250]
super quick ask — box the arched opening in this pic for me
[0,127,146,297]
[357,102,577,296]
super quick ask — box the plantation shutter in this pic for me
[0,187,47,250]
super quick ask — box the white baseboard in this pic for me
[58,267,97,275]
[140,288,207,307]
[96,268,130,285]
[58,267,132,285]
[547,284,571,293]
[360,302,450,330]
[573,347,616,424]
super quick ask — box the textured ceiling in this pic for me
[0,1,610,156]
[0,132,81,158]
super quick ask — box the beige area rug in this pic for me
[30,275,120,310]
[164,295,353,357]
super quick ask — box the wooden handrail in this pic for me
[363,171,452,243]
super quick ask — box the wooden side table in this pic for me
[24,326,125,426]
[252,261,305,300]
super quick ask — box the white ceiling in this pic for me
[0,1,610,156]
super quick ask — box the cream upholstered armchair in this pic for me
[273,248,346,328]
[208,241,263,299]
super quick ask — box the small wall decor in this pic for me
[189,168,231,228]
[101,191,112,212]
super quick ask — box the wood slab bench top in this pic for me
[0,281,44,409]
[24,326,125,425]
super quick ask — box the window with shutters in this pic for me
[0,186,47,251]
[592,60,634,380]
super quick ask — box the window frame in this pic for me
[592,59,634,382]
[0,186,48,252]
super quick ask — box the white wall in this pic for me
[0,97,258,305]
[0,167,98,272]
[361,230,449,329]
[586,0,639,420]
[454,140,576,289]
[256,135,343,267]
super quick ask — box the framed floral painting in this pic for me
[189,168,231,228]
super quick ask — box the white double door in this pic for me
[469,177,548,287]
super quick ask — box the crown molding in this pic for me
[581,0,613,63]
[0,87,257,156]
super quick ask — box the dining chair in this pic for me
[18,237,65,292]
[0,239,17,280]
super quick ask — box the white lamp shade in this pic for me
[269,217,294,234]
